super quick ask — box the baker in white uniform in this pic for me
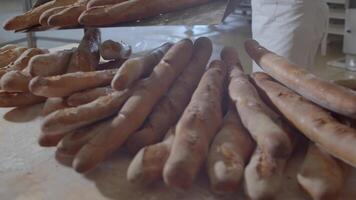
[251,0,329,72]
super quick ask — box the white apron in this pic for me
[251,0,329,72]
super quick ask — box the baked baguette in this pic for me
[29,69,117,97]
[96,59,126,71]
[28,48,75,77]
[100,40,131,60]
[225,46,293,159]
[163,60,227,189]
[39,6,69,26]
[243,113,299,200]
[87,0,128,8]
[73,39,194,173]
[79,0,212,26]
[0,47,28,68]
[66,86,115,106]
[127,127,175,184]
[297,144,349,200]
[38,131,68,147]
[0,48,48,78]
[56,118,112,156]
[0,71,31,92]
[3,0,77,31]
[111,42,172,91]
[0,44,17,53]
[252,72,356,167]
[207,105,255,193]
[126,37,212,154]
[335,114,356,129]
[244,148,287,200]
[3,1,55,31]
[245,39,356,119]
[66,28,101,72]
[42,97,69,116]
[41,89,131,135]
[0,91,46,107]
[48,0,89,27]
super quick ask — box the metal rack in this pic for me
[1,0,231,48]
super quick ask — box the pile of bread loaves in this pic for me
[3,0,213,31]
[1,33,356,199]
[0,28,130,112]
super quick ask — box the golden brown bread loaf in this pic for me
[127,128,175,184]
[42,97,69,116]
[56,119,112,156]
[100,40,131,60]
[47,0,89,27]
[29,69,117,98]
[3,0,78,31]
[297,144,349,200]
[79,0,212,26]
[39,6,69,26]
[226,47,293,159]
[3,1,55,31]
[66,28,101,72]
[245,39,356,119]
[0,91,46,107]
[66,86,115,106]
[126,38,212,154]
[0,47,28,68]
[163,60,227,189]
[96,59,126,71]
[38,131,68,147]
[73,39,194,173]
[111,42,172,91]
[0,44,17,53]
[28,48,75,77]
[87,0,128,8]
[41,89,131,135]
[0,71,31,92]
[252,72,356,167]
[244,148,287,200]
[207,105,254,194]
[0,48,48,78]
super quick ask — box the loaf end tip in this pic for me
[163,163,194,190]
[72,156,93,173]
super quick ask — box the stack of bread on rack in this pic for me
[1,35,356,199]
[3,0,214,31]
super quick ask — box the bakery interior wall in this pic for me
[0,0,355,80]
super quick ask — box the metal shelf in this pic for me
[328,23,345,35]
[325,0,346,5]
[321,0,348,55]
[330,8,346,19]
